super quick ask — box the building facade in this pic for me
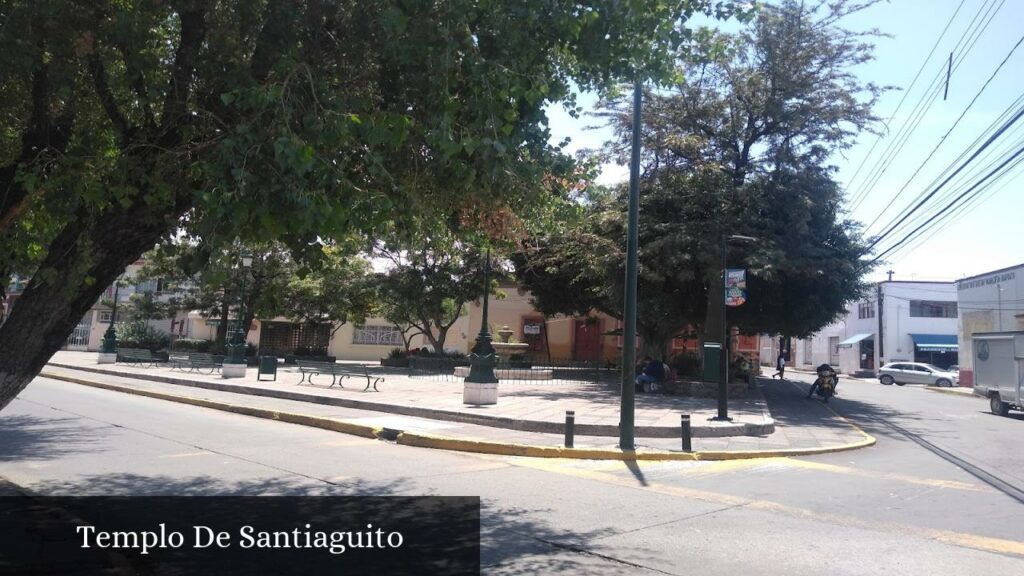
[795,281,959,375]
[956,263,1024,387]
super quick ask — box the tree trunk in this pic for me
[0,199,185,410]
[423,330,444,354]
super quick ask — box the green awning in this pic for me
[910,333,958,353]
[838,333,873,347]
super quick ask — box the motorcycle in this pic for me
[812,365,837,402]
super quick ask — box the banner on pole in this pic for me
[725,268,747,307]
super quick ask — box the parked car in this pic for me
[878,362,959,387]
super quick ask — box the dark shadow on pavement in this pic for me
[0,413,107,462]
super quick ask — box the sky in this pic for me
[545,0,1024,283]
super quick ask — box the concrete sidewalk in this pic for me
[39,360,874,460]
[48,351,772,438]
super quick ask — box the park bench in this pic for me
[187,353,224,374]
[117,348,161,368]
[295,360,383,391]
[168,352,223,374]
[168,353,191,372]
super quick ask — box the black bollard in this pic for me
[681,414,692,452]
[565,410,575,448]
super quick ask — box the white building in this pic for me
[795,281,959,376]
[956,263,1024,387]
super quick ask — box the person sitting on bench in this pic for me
[635,356,665,392]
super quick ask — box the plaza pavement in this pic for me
[42,351,871,457]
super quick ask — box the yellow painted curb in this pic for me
[41,370,876,461]
[924,387,979,398]
[395,430,875,461]
[40,372,381,439]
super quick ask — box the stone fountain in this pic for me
[456,325,553,381]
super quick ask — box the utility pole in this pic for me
[876,283,884,371]
[619,81,642,450]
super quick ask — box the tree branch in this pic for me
[159,4,207,146]
[87,52,132,145]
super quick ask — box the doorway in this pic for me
[573,319,602,361]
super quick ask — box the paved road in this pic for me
[1,375,1022,575]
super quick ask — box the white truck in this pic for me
[972,331,1024,416]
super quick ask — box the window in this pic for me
[909,300,957,318]
[353,325,402,346]
[99,311,113,323]
[858,301,875,319]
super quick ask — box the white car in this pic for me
[878,362,959,387]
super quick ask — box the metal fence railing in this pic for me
[406,357,618,386]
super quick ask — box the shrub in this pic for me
[117,323,169,351]
[387,347,406,359]
[670,353,701,378]
[171,338,213,353]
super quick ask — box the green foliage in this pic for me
[386,347,406,360]
[170,338,213,353]
[116,323,169,352]
[275,246,376,335]
[517,0,880,356]
[376,231,499,354]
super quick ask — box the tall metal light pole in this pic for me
[223,253,253,378]
[620,81,642,450]
[714,234,757,421]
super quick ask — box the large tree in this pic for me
[138,241,294,351]
[0,1,750,409]
[518,0,880,358]
[375,237,495,355]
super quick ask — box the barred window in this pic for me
[858,301,875,319]
[353,325,402,346]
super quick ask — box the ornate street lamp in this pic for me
[98,280,121,364]
[464,248,498,405]
[222,253,253,378]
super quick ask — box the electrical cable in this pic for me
[864,32,1024,233]
[847,0,1003,211]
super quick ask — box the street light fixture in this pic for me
[712,234,758,421]
[223,253,253,378]
[464,248,498,405]
[98,279,122,364]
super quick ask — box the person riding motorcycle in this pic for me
[807,363,839,399]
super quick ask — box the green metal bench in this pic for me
[117,348,161,367]
[295,361,383,391]
[187,352,224,375]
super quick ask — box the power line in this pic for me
[871,141,1024,262]
[877,154,1024,262]
[847,0,1004,212]
[867,99,1024,251]
[877,117,1024,253]
[849,0,1005,213]
[841,0,968,202]
[864,32,1024,234]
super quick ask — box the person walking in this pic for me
[771,353,786,379]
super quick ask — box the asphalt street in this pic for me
[1,374,1022,575]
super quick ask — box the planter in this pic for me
[380,357,410,368]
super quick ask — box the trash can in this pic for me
[257,356,278,382]
[702,343,722,383]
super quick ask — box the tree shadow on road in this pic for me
[0,413,108,462]
[23,472,412,496]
